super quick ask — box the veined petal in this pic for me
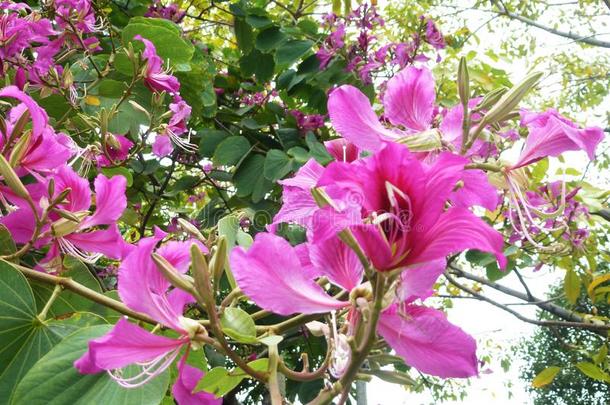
[230,233,347,315]
[398,259,446,303]
[66,225,126,260]
[309,236,363,291]
[172,358,222,405]
[82,174,127,228]
[74,318,185,374]
[0,208,36,244]
[0,86,48,137]
[157,240,207,273]
[328,85,398,152]
[350,224,393,272]
[279,159,324,188]
[383,66,435,132]
[377,304,478,378]
[51,165,91,213]
[407,207,506,269]
[451,169,499,211]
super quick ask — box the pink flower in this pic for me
[511,109,604,169]
[1,166,129,269]
[424,18,446,50]
[145,1,186,23]
[53,0,97,33]
[324,139,360,162]
[135,35,180,94]
[75,232,218,404]
[97,135,134,167]
[0,86,73,172]
[231,230,479,379]
[153,97,195,157]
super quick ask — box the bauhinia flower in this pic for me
[135,35,181,94]
[231,231,480,378]
[503,109,603,248]
[153,96,196,157]
[316,142,506,272]
[0,86,73,173]
[1,165,128,269]
[75,231,220,404]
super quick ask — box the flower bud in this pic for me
[105,133,121,150]
[395,128,442,152]
[51,210,89,237]
[473,87,508,112]
[457,56,469,108]
[9,109,30,141]
[210,236,227,287]
[177,218,205,242]
[0,153,29,199]
[8,130,31,167]
[482,72,543,125]
[152,252,197,295]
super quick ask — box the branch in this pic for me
[491,0,610,48]
[7,260,157,324]
[446,266,609,334]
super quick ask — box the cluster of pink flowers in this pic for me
[145,0,186,23]
[317,4,446,83]
[289,110,326,133]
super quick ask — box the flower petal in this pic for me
[377,304,478,378]
[65,225,127,260]
[82,174,127,228]
[308,236,363,291]
[398,259,446,303]
[407,207,506,268]
[172,358,222,405]
[383,66,435,132]
[74,318,184,373]
[451,169,499,211]
[328,85,398,151]
[0,86,48,137]
[230,233,347,315]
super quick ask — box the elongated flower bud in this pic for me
[395,128,442,152]
[458,56,470,108]
[9,130,31,167]
[152,253,197,295]
[210,236,227,287]
[51,210,89,237]
[473,87,508,112]
[482,72,543,125]
[177,218,205,242]
[0,153,29,199]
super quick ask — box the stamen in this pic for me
[108,346,181,388]
[58,237,102,263]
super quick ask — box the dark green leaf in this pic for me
[213,137,251,166]
[220,307,258,344]
[255,26,287,51]
[264,149,293,181]
[275,40,314,66]
[199,129,229,158]
[234,17,254,53]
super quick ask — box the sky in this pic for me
[364,1,608,403]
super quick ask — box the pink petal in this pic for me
[451,169,499,211]
[153,135,173,157]
[398,259,446,303]
[157,240,207,273]
[383,66,435,132]
[74,318,185,373]
[328,85,398,151]
[21,128,73,172]
[172,358,222,405]
[230,233,347,315]
[0,208,36,243]
[377,304,478,378]
[82,174,127,228]
[279,159,324,188]
[407,207,506,269]
[51,165,91,213]
[66,225,126,260]
[0,86,48,137]
[308,236,363,291]
[350,224,393,272]
[513,110,604,169]
[324,139,360,162]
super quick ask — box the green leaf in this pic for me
[530,158,548,183]
[122,17,194,71]
[234,17,254,53]
[532,366,561,388]
[0,224,16,258]
[0,262,103,402]
[12,325,170,405]
[101,166,134,187]
[246,14,272,29]
[264,149,293,181]
[194,367,244,397]
[255,27,286,51]
[220,307,258,344]
[564,268,580,304]
[234,154,272,202]
[240,50,275,83]
[95,80,126,98]
[198,129,229,158]
[575,362,610,382]
[213,136,251,166]
[258,335,283,346]
[305,133,333,165]
[30,257,103,319]
[275,40,313,66]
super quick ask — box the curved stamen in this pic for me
[58,237,102,263]
[108,346,181,388]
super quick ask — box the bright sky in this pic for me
[364,1,607,403]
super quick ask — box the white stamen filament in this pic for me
[167,128,197,153]
[108,346,181,388]
[57,237,102,263]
